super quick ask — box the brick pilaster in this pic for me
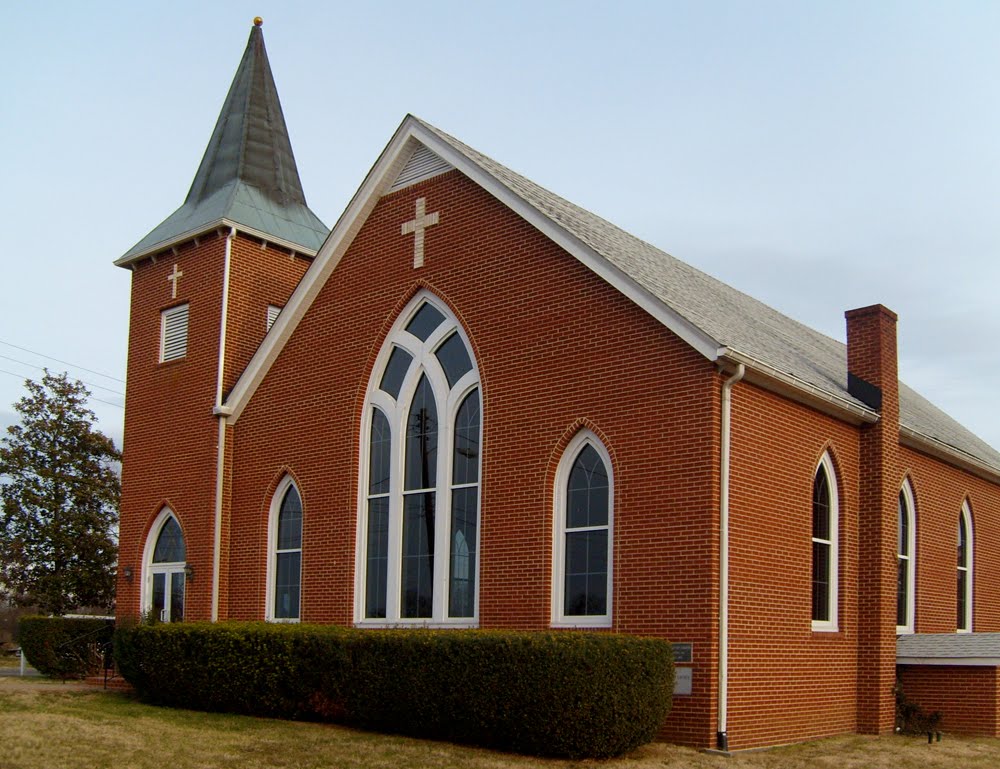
[846,304,900,734]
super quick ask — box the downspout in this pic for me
[211,226,236,622]
[718,363,744,752]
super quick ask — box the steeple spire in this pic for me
[118,20,327,265]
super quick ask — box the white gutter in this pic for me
[717,363,744,752]
[211,226,236,622]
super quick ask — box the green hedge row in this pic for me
[114,623,673,758]
[18,616,114,679]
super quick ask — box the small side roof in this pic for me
[898,633,1000,665]
[116,21,327,265]
[223,115,1000,479]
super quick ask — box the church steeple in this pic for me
[117,19,327,265]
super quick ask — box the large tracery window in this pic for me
[358,293,480,625]
[552,431,614,627]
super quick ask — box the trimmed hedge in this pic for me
[18,616,114,679]
[114,623,673,758]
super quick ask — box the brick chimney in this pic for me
[845,304,900,735]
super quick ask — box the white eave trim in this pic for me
[900,425,1000,485]
[114,218,320,268]
[897,656,1000,667]
[719,349,878,426]
[223,116,723,423]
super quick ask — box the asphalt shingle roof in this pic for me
[415,118,1000,473]
[898,632,1000,659]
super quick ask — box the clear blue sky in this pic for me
[3,1,999,450]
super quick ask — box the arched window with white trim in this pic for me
[957,501,973,633]
[357,292,480,625]
[811,453,839,631]
[552,431,614,627]
[897,480,916,633]
[267,477,302,621]
[142,509,187,623]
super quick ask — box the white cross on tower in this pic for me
[401,197,440,268]
[167,264,184,299]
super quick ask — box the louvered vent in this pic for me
[266,304,282,332]
[388,145,453,192]
[160,304,189,362]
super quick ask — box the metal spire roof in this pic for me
[117,20,328,264]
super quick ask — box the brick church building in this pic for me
[114,21,1000,750]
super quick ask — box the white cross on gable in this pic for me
[167,264,184,299]
[401,197,440,268]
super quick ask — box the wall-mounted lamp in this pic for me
[123,566,133,583]
[184,563,195,582]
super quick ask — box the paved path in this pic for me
[0,664,40,677]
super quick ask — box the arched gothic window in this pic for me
[552,431,613,627]
[897,480,916,633]
[267,477,302,621]
[811,453,839,631]
[358,293,480,625]
[957,502,973,632]
[143,509,187,623]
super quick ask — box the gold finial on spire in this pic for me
[254,16,263,27]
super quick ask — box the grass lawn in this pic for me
[1,678,998,769]
[0,654,21,668]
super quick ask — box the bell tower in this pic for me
[114,19,327,622]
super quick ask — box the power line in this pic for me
[0,353,125,397]
[0,339,125,384]
[0,368,124,410]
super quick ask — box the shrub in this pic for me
[18,616,114,679]
[115,623,673,758]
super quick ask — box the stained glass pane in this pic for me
[897,559,908,626]
[170,571,185,622]
[402,492,435,618]
[567,445,608,528]
[564,530,607,616]
[369,410,391,494]
[153,517,185,563]
[152,573,166,622]
[405,303,445,341]
[958,515,967,566]
[957,571,968,630]
[275,551,301,619]
[453,390,480,485]
[379,346,413,399]
[898,491,908,556]
[812,469,830,541]
[366,497,389,619]
[812,542,830,621]
[405,376,438,491]
[435,332,473,389]
[277,486,302,551]
[449,487,478,617]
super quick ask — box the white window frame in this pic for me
[160,303,189,362]
[354,291,481,627]
[141,507,186,622]
[811,452,839,632]
[551,430,614,628]
[897,480,917,634]
[957,501,974,633]
[265,475,302,623]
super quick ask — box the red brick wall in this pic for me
[898,665,998,736]
[900,446,1000,634]
[117,231,307,621]
[228,170,722,746]
[726,383,861,749]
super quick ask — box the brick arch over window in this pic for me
[355,289,481,626]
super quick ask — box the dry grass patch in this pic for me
[1,678,997,769]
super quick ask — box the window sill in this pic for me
[811,622,839,634]
[551,618,612,630]
[354,620,479,629]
